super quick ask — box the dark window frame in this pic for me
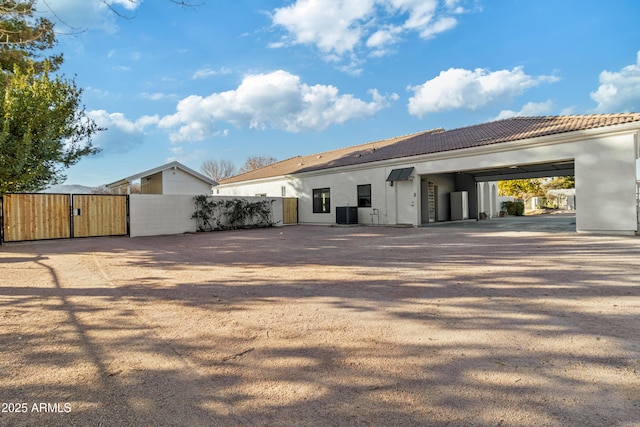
[357,184,372,208]
[312,187,331,213]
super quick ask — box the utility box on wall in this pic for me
[450,191,469,221]
[336,206,358,224]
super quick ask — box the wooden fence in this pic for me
[73,195,128,238]
[1,193,128,243]
[2,194,71,242]
[283,197,298,224]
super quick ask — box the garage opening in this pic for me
[422,160,576,232]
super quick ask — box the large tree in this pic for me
[0,0,62,74]
[0,65,101,193]
[0,0,100,193]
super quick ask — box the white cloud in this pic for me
[167,149,211,167]
[36,0,141,33]
[407,66,559,117]
[88,110,158,154]
[590,51,640,112]
[391,0,440,33]
[271,0,469,61]
[192,67,232,79]
[494,101,554,121]
[271,0,376,56]
[158,70,397,142]
[139,92,176,101]
[417,15,457,39]
[366,25,403,57]
[86,86,116,99]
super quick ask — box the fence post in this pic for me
[0,196,4,246]
[70,194,75,239]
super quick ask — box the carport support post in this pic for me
[574,134,638,234]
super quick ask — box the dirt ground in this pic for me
[1,219,639,426]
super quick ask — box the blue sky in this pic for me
[37,0,640,187]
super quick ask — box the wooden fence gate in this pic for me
[282,197,298,224]
[72,195,128,238]
[1,193,128,243]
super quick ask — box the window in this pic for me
[357,184,372,207]
[313,188,331,213]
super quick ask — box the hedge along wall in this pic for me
[129,194,284,238]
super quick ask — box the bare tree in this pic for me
[91,185,112,194]
[92,183,140,194]
[200,159,237,182]
[240,156,277,174]
[100,0,205,19]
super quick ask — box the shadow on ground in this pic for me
[0,221,638,426]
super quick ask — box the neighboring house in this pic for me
[215,114,640,235]
[107,161,216,195]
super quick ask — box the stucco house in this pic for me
[215,114,640,235]
[107,161,216,195]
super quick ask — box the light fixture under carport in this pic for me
[462,160,575,182]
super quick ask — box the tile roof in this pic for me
[219,114,640,184]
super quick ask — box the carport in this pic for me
[461,159,575,226]
[408,117,639,235]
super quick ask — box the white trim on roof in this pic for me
[106,161,216,188]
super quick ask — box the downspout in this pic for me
[475,178,481,221]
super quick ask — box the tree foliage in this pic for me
[0,0,62,74]
[200,159,237,182]
[0,1,100,194]
[1,65,101,193]
[497,179,544,201]
[543,176,575,191]
[501,200,525,216]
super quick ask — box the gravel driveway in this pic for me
[1,220,639,426]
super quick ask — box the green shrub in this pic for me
[192,196,276,231]
[501,200,525,216]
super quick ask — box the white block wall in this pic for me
[162,168,213,195]
[129,194,197,237]
[129,194,284,238]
